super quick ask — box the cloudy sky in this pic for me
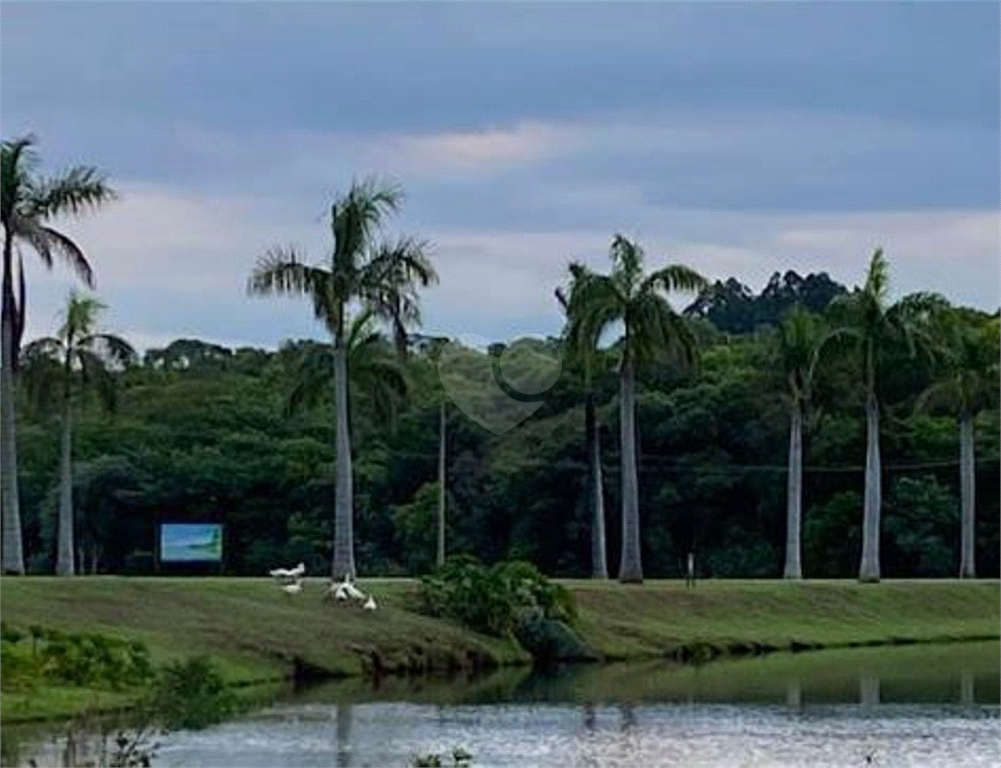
[2,1,998,352]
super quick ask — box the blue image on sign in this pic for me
[160,523,223,562]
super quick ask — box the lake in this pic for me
[8,640,999,767]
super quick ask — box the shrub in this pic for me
[418,556,577,639]
[3,626,156,691]
[151,656,236,730]
[0,639,43,692]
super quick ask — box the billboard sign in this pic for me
[159,523,223,563]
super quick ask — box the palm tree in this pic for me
[556,265,610,579]
[249,179,436,579]
[828,249,942,582]
[916,314,999,578]
[285,309,409,424]
[1,135,115,574]
[564,236,707,583]
[20,292,135,575]
[773,307,828,579]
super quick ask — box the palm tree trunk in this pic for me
[56,393,75,575]
[858,387,881,582]
[783,400,803,579]
[958,412,976,578]
[331,344,355,580]
[618,358,642,584]
[436,400,446,568]
[586,390,608,578]
[0,231,24,574]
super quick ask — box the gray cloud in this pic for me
[4,2,997,353]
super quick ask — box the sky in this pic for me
[2,1,998,353]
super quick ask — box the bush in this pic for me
[43,630,153,690]
[1,626,155,691]
[151,656,236,730]
[0,639,43,692]
[418,556,577,640]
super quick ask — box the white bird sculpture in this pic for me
[337,575,367,601]
[269,562,306,579]
[326,580,350,602]
[363,595,377,611]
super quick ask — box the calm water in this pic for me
[9,641,1000,768]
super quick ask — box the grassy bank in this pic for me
[1,577,997,721]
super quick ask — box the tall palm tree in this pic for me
[564,236,707,583]
[249,179,436,579]
[916,314,999,578]
[828,249,942,582]
[556,264,610,579]
[773,307,828,579]
[20,292,135,575]
[1,136,115,574]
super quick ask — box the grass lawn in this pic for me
[1,576,997,721]
[566,578,1000,658]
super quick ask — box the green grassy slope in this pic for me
[568,579,1000,658]
[1,577,997,721]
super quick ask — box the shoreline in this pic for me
[2,577,998,723]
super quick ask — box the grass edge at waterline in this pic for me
[1,576,997,722]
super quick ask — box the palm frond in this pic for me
[642,264,709,296]
[20,336,64,362]
[565,271,623,359]
[81,332,137,369]
[914,379,960,415]
[27,166,116,220]
[10,219,94,287]
[13,250,26,364]
[344,306,380,350]
[1,135,38,226]
[332,177,403,273]
[609,235,644,294]
[248,251,339,332]
[285,344,336,417]
[627,291,696,368]
[59,292,106,342]
[361,235,438,355]
[18,337,63,415]
[75,348,119,412]
[863,248,889,304]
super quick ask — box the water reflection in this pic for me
[786,679,802,709]
[335,704,351,767]
[4,641,998,767]
[961,669,975,705]
[860,676,880,706]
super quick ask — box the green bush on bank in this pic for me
[1,623,234,731]
[0,623,153,692]
[417,556,578,640]
[150,656,237,730]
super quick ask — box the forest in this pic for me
[10,268,1000,580]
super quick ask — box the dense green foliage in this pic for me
[10,271,1000,579]
[0,624,153,693]
[150,656,237,730]
[418,556,576,638]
